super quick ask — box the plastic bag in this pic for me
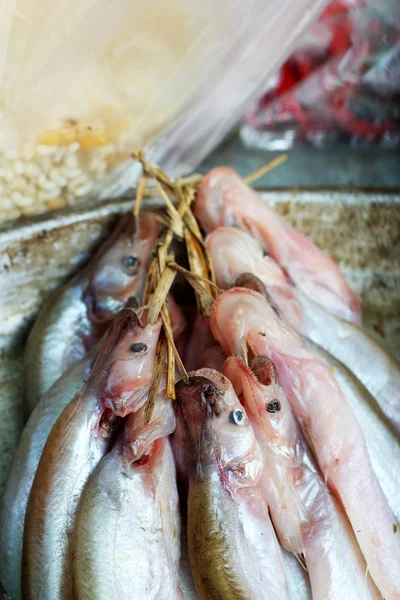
[0,0,326,222]
[241,0,400,151]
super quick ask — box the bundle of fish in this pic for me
[0,160,399,600]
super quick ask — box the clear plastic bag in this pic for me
[0,0,326,221]
[241,0,400,151]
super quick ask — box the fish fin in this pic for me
[294,553,308,572]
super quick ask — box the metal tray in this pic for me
[0,189,399,493]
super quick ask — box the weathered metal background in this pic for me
[0,190,399,493]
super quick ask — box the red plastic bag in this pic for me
[242,0,400,149]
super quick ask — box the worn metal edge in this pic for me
[0,188,398,249]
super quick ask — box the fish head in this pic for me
[93,308,162,416]
[175,368,263,487]
[195,167,245,233]
[205,227,264,290]
[122,383,175,464]
[84,213,158,322]
[224,356,293,449]
[210,287,305,364]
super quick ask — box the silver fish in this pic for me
[73,382,182,599]
[175,369,290,600]
[22,309,162,600]
[0,345,97,600]
[24,213,158,414]
[299,291,400,434]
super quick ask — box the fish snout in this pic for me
[175,376,225,437]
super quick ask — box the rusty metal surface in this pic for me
[0,190,399,493]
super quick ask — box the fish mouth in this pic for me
[84,290,126,324]
[175,374,226,439]
[250,356,279,387]
[104,384,149,418]
[225,356,280,424]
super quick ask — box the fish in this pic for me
[205,225,400,434]
[205,226,305,332]
[195,168,361,324]
[225,355,380,600]
[305,339,400,522]
[0,344,98,600]
[299,291,400,433]
[175,369,290,600]
[22,309,162,600]
[73,380,182,599]
[210,287,400,599]
[281,550,311,600]
[24,212,158,414]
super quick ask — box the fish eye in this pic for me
[122,255,140,271]
[130,342,147,353]
[266,399,281,413]
[229,409,245,425]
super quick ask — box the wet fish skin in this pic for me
[22,309,162,600]
[305,339,400,522]
[0,346,97,600]
[281,550,311,600]
[175,369,290,600]
[22,390,112,600]
[225,356,380,600]
[205,226,305,333]
[24,213,158,414]
[73,388,182,600]
[195,168,361,324]
[211,288,400,600]
[299,291,400,434]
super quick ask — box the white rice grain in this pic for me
[37,145,57,155]
[74,182,93,197]
[64,154,78,169]
[68,142,80,153]
[11,160,25,176]
[11,192,34,208]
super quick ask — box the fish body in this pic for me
[0,346,97,600]
[225,356,379,600]
[22,391,112,600]
[300,292,400,433]
[24,213,158,413]
[196,168,361,324]
[73,389,182,600]
[175,369,290,600]
[211,288,400,600]
[22,309,162,600]
[205,224,400,435]
[305,339,400,522]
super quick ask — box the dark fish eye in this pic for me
[266,399,281,413]
[229,409,245,425]
[122,256,139,269]
[130,343,147,353]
